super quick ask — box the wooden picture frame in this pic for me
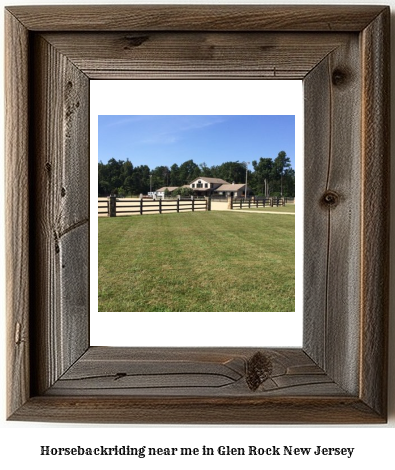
[5,5,389,424]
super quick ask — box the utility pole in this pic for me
[244,161,250,199]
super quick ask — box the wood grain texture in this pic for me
[29,34,90,395]
[5,10,30,418]
[360,8,390,418]
[304,35,362,395]
[9,396,383,425]
[46,347,344,397]
[42,31,351,80]
[5,5,389,424]
[5,5,386,32]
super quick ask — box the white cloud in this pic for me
[138,116,226,145]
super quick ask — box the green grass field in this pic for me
[233,205,295,213]
[98,211,294,312]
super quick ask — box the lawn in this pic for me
[233,205,295,213]
[98,211,294,312]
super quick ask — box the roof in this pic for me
[156,186,179,192]
[215,184,247,191]
[189,177,229,184]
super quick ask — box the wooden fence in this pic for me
[230,197,286,210]
[98,196,209,217]
[98,199,109,216]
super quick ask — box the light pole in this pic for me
[244,161,250,199]
[149,174,152,194]
[280,172,283,197]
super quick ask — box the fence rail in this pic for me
[98,200,109,215]
[231,197,286,210]
[98,196,208,217]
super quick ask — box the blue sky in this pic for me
[98,115,295,169]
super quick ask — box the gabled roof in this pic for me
[189,177,229,184]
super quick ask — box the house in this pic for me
[155,186,179,198]
[188,177,250,198]
[213,183,250,198]
[189,177,228,196]
[155,177,251,198]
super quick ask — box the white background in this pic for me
[1,1,394,469]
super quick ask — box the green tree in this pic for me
[252,158,274,196]
[106,158,124,195]
[97,154,294,198]
[281,167,295,197]
[169,163,181,186]
[213,161,246,184]
[199,162,213,177]
[133,165,151,194]
[152,165,170,191]
[171,187,194,197]
[273,151,291,196]
[98,161,112,195]
[178,159,200,184]
[120,159,134,195]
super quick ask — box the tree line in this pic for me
[98,151,295,197]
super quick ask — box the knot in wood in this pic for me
[123,35,150,49]
[321,190,340,208]
[332,68,348,87]
[246,351,273,391]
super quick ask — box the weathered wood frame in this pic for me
[5,5,390,424]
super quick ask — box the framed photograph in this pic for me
[91,80,302,347]
[5,5,389,423]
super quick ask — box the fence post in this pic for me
[140,196,143,215]
[109,195,117,217]
[227,195,233,210]
[159,198,162,214]
[177,195,180,213]
[191,196,195,212]
[205,196,211,211]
